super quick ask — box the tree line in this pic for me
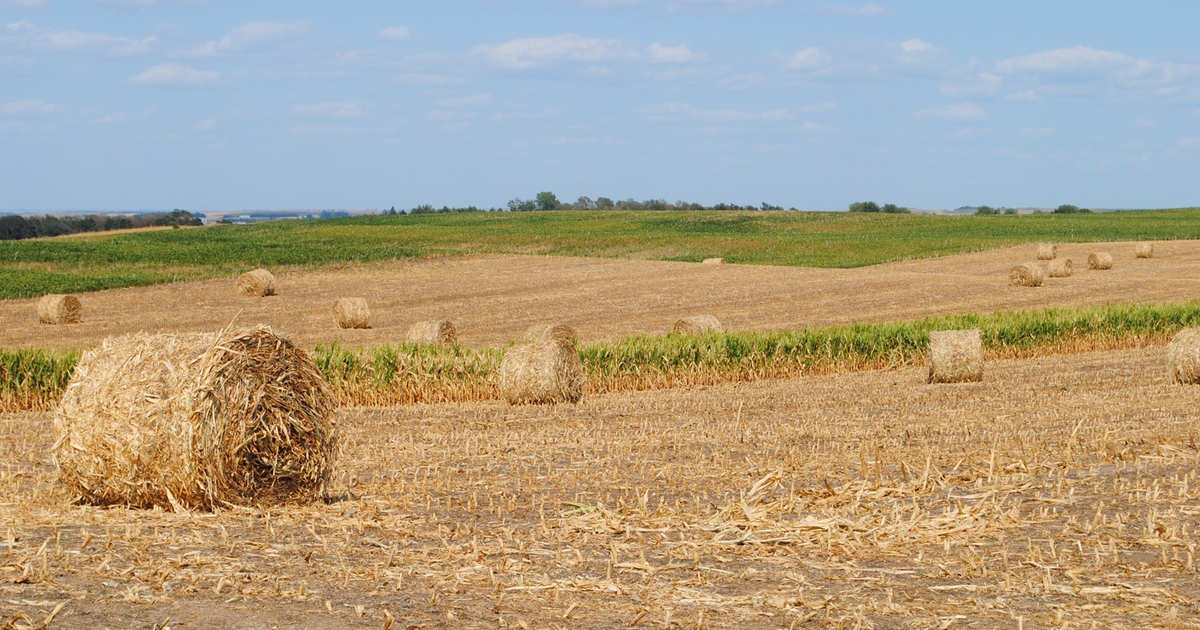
[0,210,203,241]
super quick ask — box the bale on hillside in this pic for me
[1009,263,1044,287]
[37,294,82,325]
[236,269,276,297]
[1087,252,1114,270]
[1135,242,1154,259]
[407,320,456,345]
[525,323,578,344]
[927,329,984,384]
[1036,244,1057,260]
[1168,328,1200,384]
[499,339,585,405]
[674,315,723,335]
[334,298,370,329]
[702,258,726,265]
[52,326,338,510]
[1047,258,1073,278]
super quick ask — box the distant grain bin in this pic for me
[1009,263,1044,287]
[236,269,276,297]
[525,323,578,344]
[927,329,984,384]
[37,294,82,325]
[1087,252,1114,270]
[1135,243,1154,259]
[334,298,370,329]
[407,320,456,345]
[1036,244,1057,260]
[1168,328,1200,384]
[702,258,726,265]
[674,315,723,336]
[1047,258,1073,278]
[499,339,585,405]
[52,327,338,510]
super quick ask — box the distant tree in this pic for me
[1053,204,1091,214]
[535,192,561,211]
[103,216,134,231]
[645,198,668,211]
[411,204,436,214]
[575,196,595,210]
[595,197,614,209]
[761,202,783,211]
[849,201,881,213]
[975,205,997,215]
[0,215,34,240]
[1003,208,1018,215]
[507,198,537,212]
[880,203,910,214]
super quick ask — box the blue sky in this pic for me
[1,1,1198,212]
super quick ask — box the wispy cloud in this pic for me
[1,98,60,114]
[379,26,410,41]
[293,101,363,118]
[3,0,47,8]
[130,62,218,85]
[783,47,830,71]
[187,21,310,57]
[435,94,492,107]
[87,0,209,9]
[915,102,985,121]
[646,43,696,63]
[1,20,155,55]
[643,102,794,123]
[475,33,631,69]
[823,3,887,17]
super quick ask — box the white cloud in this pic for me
[783,47,830,70]
[915,102,985,121]
[1179,137,1198,148]
[646,43,695,63]
[800,121,834,133]
[2,20,156,55]
[802,101,838,112]
[900,38,932,54]
[823,3,886,16]
[293,101,362,118]
[941,72,1000,96]
[130,62,218,85]
[760,109,793,120]
[476,33,630,69]
[188,21,310,56]
[997,46,1131,75]
[718,73,764,89]
[644,102,794,123]
[379,26,410,41]
[435,94,492,107]
[1,98,60,114]
[1005,90,1040,101]
[195,116,217,130]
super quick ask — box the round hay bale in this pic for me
[1087,252,1113,270]
[524,323,578,344]
[334,298,370,329]
[1009,263,1044,287]
[236,268,276,297]
[673,315,723,336]
[37,294,82,325]
[407,320,456,345]
[1047,258,1073,278]
[927,329,984,384]
[702,257,726,265]
[52,326,338,510]
[1168,328,1200,384]
[499,339,585,405]
[1036,244,1057,260]
[1135,242,1154,259]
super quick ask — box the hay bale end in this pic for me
[37,294,82,325]
[335,298,370,329]
[1047,258,1073,278]
[927,329,984,384]
[674,315,723,336]
[1135,242,1154,259]
[1087,252,1114,270]
[407,320,456,345]
[525,323,578,344]
[1168,328,1200,384]
[236,268,276,297]
[1009,263,1045,287]
[499,339,585,405]
[1036,244,1057,260]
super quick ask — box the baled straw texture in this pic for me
[674,315,723,336]
[525,323,578,344]
[499,339,585,405]
[52,326,338,510]
[37,294,82,325]
[1167,327,1200,384]
[1088,252,1114,270]
[927,329,984,384]
[1047,258,1073,278]
[702,258,726,265]
[1036,244,1057,260]
[1009,263,1044,287]
[335,298,370,329]
[407,320,456,346]
[1135,242,1154,259]
[236,268,276,297]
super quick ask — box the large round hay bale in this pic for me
[1047,258,1073,278]
[525,323,578,344]
[1135,242,1154,259]
[927,329,984,384]
[335,298,370,329]
[236,268,276,297]
[1009,263,1044,287]
[1087,252,1113,270]
[52,327,338,510]
[1036,244,1057,260]
[37,294,82,325]
[1168,328,1200,384]
[702,257,726,265]
[407,320,456,345]
[499,339,585,405]
[673,315,723,335]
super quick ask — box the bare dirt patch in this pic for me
[1,346,1198,627]
[2,241,1199,350]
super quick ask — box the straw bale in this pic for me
[37,294,82,325]
[927,329,984,384]
[1047,258,1073,278]
[407,320,456,345]
[335,298,370,329]
[236,268,276,297]
[702,258,726,265]
[1009,263,1044,287]
[1168,328,1200,384]
[1087,252,1113,270]
[674,315,723,336]
[499,339,585,405]
[52,326,338,510]
[525,323,578,344]
[1036,243,1057,260]
[1135,242,1154,259]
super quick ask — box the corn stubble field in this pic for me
[0,346,1197,628]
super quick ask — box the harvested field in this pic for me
[1,240,1198,350]
[0,346,1198,627]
